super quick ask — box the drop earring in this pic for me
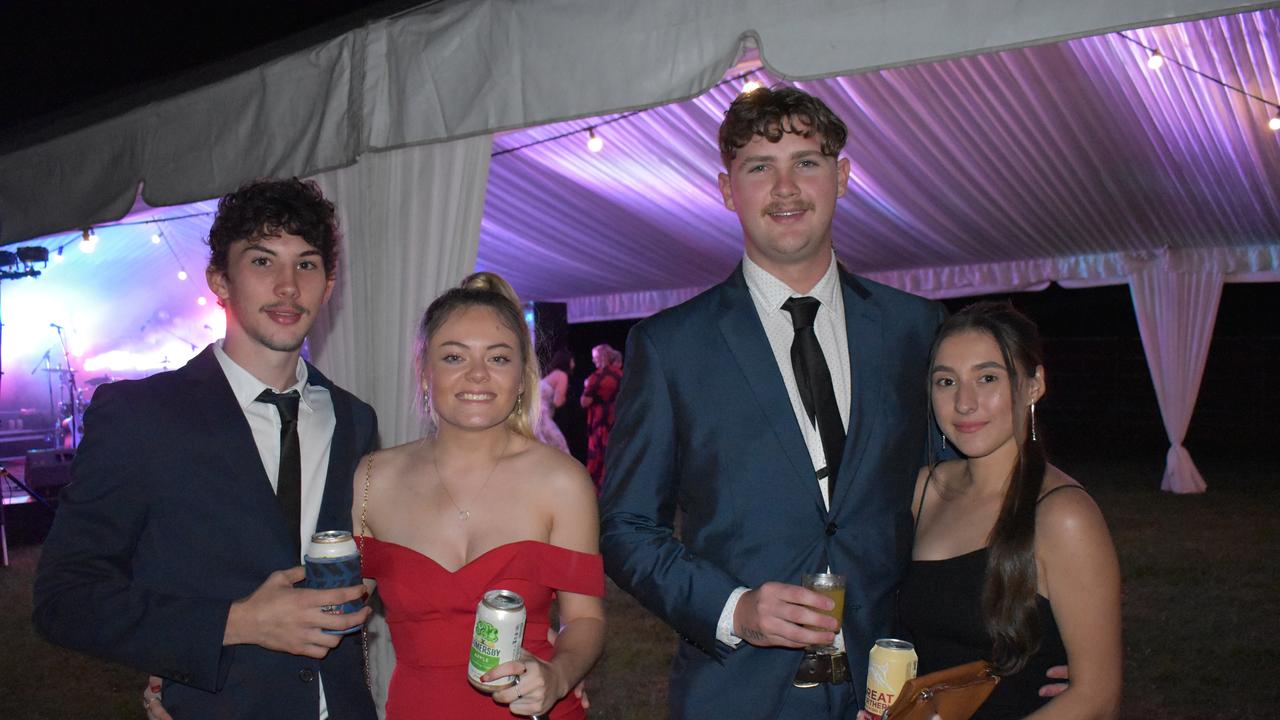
[1030,402,1037,442]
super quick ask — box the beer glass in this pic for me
[802,572,845,655]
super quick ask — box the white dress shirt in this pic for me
[715,253,853,650]
[213,341,337,718]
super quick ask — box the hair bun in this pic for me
[459,271,522,311]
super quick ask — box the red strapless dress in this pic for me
[361,537,604,719]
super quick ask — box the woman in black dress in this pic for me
[896,302,1121,719]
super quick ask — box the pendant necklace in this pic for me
[432,433,510,521]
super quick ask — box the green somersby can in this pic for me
[467,589,527,692]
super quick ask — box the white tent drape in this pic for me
[1128,258,1224,494]
[307,134,494,710]
[309,135,494,446]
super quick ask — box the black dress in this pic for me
[898,482,1080,719]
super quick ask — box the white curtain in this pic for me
[1128,265,1224,494]
[307,135,493,713]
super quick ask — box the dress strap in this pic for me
[913,467,936,535]
[1037,483,1086,504]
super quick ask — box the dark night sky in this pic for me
[0,0,427,147]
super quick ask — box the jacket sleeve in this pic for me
[598,323,741,658]
[32,384,235,691]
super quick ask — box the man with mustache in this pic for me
[599,86,946,718]
[34,178,379,719]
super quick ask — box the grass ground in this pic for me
[1,452,1275,719]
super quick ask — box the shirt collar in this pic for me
[213,340,313,413]
[742,252,840,315]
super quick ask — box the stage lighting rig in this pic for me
[0,245,49,280]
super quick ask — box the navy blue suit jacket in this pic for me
[600,265,944,719]
[34,346,378,719]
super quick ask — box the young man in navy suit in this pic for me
[35,178,379,719]
[599,87,945,719]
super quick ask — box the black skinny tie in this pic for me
[781,296,845,503]
[256,389,302,559]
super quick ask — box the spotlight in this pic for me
[587,127,604,153]
[1146,51,1165,70]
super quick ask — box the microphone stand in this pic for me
[51,324,79,446]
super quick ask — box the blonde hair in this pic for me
[415,271,541,439]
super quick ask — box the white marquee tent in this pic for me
[2,0,1278,498]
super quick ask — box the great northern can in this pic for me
[467,589,527,692]
[303,530,363,635]
[865,638,918,716]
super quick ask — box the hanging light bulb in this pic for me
[53,247,65,264]
[587,127,604,153]
[1269,114,1280,131]
[177,270,188,281]
[151,233,162,244]
[742,80,763,94]
[196,296,208,306]
[80,229,99,254]
[1146,50,1165,70]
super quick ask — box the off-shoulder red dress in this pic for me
[361,537,604,719]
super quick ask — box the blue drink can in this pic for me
[304,530,364,635]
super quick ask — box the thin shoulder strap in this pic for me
[1037,483,1087,504]
[358,454,373,550]
[913,468,936,534]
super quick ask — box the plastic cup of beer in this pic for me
[802,572,845,654]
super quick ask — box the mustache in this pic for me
[761,201,814,216]
[262,303,308,315]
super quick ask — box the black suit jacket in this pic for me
[600,265,945,719]
[34,346,379,719]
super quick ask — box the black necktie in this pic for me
[256,389,302,559]
[781,296,845,503]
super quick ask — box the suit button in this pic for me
[825,522,838,536]
[298,668,315,683]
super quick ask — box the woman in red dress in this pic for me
[579,344,622,493]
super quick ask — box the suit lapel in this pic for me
[716,267,827,515]
[831,270,885,512]
[186,347,296,552]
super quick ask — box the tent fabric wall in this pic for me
[309,134,494,449]
[0,0,1270,245]
[1129,262,1225,494]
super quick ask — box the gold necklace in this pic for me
[432,433,510,521]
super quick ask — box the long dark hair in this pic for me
[927,301,1046,675]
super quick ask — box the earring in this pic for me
[514,391,523,417]
[941,432,947,450]
[1030,402,1037,442]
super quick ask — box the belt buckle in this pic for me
[792,650,849,687]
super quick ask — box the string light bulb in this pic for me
[54,247,65,264]
[151,233,162,244]
[1269,114,1280,131]
[587,127,604,153]
[196,296,208,306]
[80,229,99,254]
[742,80,763,94]
[177,270,188,281]
[1146,50,1165,70]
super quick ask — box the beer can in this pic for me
[467,589,527,692]
[303,530,364,635]
[865,638,918,717]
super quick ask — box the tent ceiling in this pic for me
[1,0,1273,245]
[477,9,1280,308]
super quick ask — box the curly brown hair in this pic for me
[718,85,848,169]
[206,177,340,276]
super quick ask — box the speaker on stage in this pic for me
[25,448,74,491]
